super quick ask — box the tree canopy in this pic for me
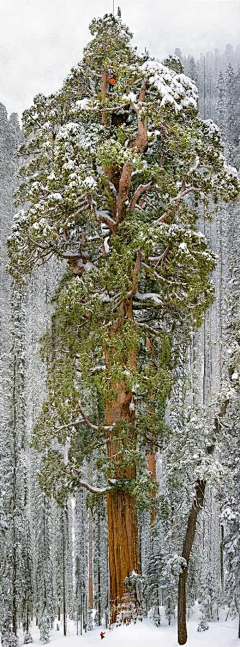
[7,11,240,624]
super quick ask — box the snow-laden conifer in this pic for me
[7,11,240,628]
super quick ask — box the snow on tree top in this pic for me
[142,60,198,112]
[223,162,239,178]
[76,98,91,110]
[122,92,137,103]
[135,291,163,305]
[204,119,220,133]
[83,176,97,189]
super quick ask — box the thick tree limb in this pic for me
[53,406,115,434]
[95,211,117,234]
[129,79,148,152]
[78,480,110,494]
[28,237,48,251]
[53,419,85,431]
[129,182,153,213]
[116,163,133,222]
[127,250,142,298]
[148,247,170,266]
[68,468,112,495]
[78,404,115,432]
[95,211,117,233]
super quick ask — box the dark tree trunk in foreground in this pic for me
[178,479,206,645]
[12,353,18,637]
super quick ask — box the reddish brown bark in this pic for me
[129,80,148,153]
[130,117,148,153]
[107,489,140,623]
[116,163,133,222]
[96,74,152,621]
[105,299,141,623]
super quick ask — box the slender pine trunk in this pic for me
[12,353,18,637]
[62,510,67,637]
[178,479,205,645]
[88,510,94,609]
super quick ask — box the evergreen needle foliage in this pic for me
[7,10,240,621]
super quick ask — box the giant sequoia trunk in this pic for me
[107,490,140,623]
[106,408,141,624]
[105,299,141,623]
[178,479,206,645]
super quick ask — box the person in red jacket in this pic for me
[107,67,116,92]
[100,631,105,639]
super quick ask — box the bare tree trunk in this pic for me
[106,397,141,623]
[177,400,229,644]
[97,509,101,625]
[62,510,67,637]
[88,510,94,609]
[12,353,18,637]
[105,300,141,624]
[220,523,224,592]
[178,479,206,645]
[107,488,140,623]
[146,452,156,527]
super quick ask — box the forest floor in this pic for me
[24,609,239,647]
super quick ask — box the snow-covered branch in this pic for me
[78,404,115,432]
[155,187,202,225]
[95,211,117,233]
[148,247,170,266]
[78,480,110,494]
[53,405,115,433]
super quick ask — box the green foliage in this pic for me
[8,12,240,506]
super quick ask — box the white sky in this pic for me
[0,0,239,118]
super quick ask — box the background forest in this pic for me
[0,15,240,647]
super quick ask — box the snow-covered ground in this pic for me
[23,609,239,647]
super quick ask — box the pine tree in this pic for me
[0,105,29,646]
[225,64,239,163]
[220,296,240,638]
[216,71,227,140]
[75,490,88,634]
[186,56,198,86]
[8,12,240,627]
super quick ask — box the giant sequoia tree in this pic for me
[8,13,239,626]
